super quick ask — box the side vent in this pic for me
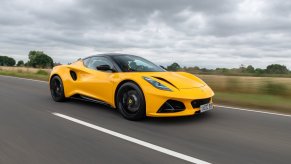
[70,70,77,81]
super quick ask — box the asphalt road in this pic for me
[0,75,291,164]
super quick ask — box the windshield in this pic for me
[111,55,165,72]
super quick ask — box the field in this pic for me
[1,66,291,113]
[197,75,291,113]
[0,66,50,81]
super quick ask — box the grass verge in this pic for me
[214,92,291,114]
[0,70,49,81]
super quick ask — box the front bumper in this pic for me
[143,85,215,117]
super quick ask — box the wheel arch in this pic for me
[114,79,145,108]
[49,73,66,86]
[49,73,61,82]
[49,73,67,102]
[49,73,70,97]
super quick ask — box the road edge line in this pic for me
[216,105,291,117]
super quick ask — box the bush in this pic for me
[17,60,24,67]
[36,70,49,75]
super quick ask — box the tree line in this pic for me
[0,51,54,68]
[1,52,290,75]
[0,56,16,66]
[166,62,291,75]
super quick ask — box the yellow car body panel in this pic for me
[50,60,214,117]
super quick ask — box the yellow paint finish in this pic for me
[50,60,214,117]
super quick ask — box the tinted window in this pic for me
[83,58,90,67]
[86,57,114,71]
[111,55,165,72]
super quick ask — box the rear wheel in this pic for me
[116,82,146,121]
[50,75,67,102]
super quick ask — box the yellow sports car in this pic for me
[49,54,214,120]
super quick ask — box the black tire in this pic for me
[116,82,146,121]
[50,75,67,102]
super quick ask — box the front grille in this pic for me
[191,98,211,108]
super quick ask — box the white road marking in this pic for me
[216,105,291,118]
[53,112,211,164]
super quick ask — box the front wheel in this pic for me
[50,75,67,102]
[116,82,146,121]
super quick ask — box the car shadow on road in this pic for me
[63,98,215,125]
[143,112,214,125]
[64,98,121,116]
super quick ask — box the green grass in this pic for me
[0,70,49,81]
[36,69,49,75]
[214,92,291,114]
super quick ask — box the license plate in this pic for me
[200,103,213,113]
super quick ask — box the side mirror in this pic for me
[96,65,115,72]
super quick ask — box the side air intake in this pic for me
[70,70,77,81]
[158,100,185,113]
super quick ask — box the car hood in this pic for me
[140,72,205,89]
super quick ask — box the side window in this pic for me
[87,57,114,71]
[83,58,91,67]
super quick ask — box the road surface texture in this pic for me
[0,75,291,164]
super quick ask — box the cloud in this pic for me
[0,0,290,69]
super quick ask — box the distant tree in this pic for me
[27,51,54,68]
[192,66,201,73]
[8,57,16,66]
[0,56,16,66]
[16,60,24,67]
[24,62,30,67]
[53,62,62,66]
[167,62,181,71]
[246,65,255,73]
[183,66,201,73]
[239,64,246,73]
[266,64,289,74]
[193,66,200,70]
[255,68,265,74]
[215,68,229,73]
[200,68,209,73]
[0,56,5,66]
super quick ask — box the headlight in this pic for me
[143,77,172,91]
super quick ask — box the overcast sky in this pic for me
[1,0,291,68]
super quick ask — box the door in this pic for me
[79,56,117,105]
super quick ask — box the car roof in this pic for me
[83,53,138,60]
